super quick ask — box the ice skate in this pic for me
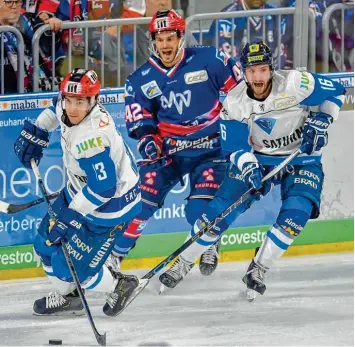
[33,289,84,316]
[103,272,141,316]
[242,259,266,302]
[199,238,221,276]
[159,257,194,289]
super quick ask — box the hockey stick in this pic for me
[0,192,60,214]
[136,133,223,167]
[117,148,302,314]
[30,159,107,347]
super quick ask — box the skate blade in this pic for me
[115,279,149,316]
[245,288,258,302]
[33,309,85,316]
[159,283,167,295]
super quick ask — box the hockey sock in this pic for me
[82,265,117,293]
[43,265,76,295]
[179,218,221,264]
[113,218,146,256]
[254,206,311,270]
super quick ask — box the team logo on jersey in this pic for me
[141,68,151,76]
[144,171,157,186]
[160,90,191,115]
[255,118,276,135]
[76,137,103,154]
[274,96,297,110]
[141,81,162,99]
[184,70,208,85]
[202,168,215,182]
[300,72,310,90]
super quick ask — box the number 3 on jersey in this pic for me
[94,162,107,181]
[125,103,143,123]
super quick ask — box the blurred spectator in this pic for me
[36,0,89,55]
[22,0,38,13]
[0,0,62,93]
[205,0,286,68]
[283,0,353,72]
[145,0,171,16]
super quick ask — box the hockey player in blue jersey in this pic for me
[14,69,142,316]
[111,9,242,276]
[159,42,346,300]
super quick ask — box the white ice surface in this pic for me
[0,253,353,347]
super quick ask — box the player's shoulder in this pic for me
[186,45,219,56]
[127,59,155,83]
[76,105,115,142]
[187,46,230,66]
[274,69,315,101]
[222,80,248,119]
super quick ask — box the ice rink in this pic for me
[0,253,353,347]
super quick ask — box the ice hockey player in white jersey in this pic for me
[159,42,346,301]
[14,69,142,316]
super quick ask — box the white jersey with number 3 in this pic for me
[35,94,141,227]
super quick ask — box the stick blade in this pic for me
[96,332,107,346]
[0,200,9,214]
[116,279,149,316]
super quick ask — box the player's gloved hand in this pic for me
[137,134,163,161]
[301,111,333,155]
[14,120,49,169]
[241,161,263,190]
[47,208,82,245]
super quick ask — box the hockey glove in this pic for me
[47,208,83,245]
[241,162,263,190]
[137,134,163,161]
[14,120,49,168]
[301,111,333,155]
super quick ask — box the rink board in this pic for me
[0,72,353,280]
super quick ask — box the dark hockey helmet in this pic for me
[240,42,274,72]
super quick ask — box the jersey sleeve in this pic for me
[299,72,346,121]
[34,97,60,132]
[69,131,118,216]
[219,90,251,155]
[124,77,158,140]
[206,47,243,93]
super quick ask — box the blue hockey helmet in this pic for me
[239,42,274,72]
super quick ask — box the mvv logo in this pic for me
[161,90,191,115]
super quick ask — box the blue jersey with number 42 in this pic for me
[124,46,242,156]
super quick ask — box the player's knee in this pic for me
[185,198,210,226]
[276,196,313,237]
[33,234,54,266]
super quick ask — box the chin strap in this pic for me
[149,35,185,65]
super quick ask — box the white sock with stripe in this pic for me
[254,224,295,271]
[179,221,219,264]
[82,265,117,293]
